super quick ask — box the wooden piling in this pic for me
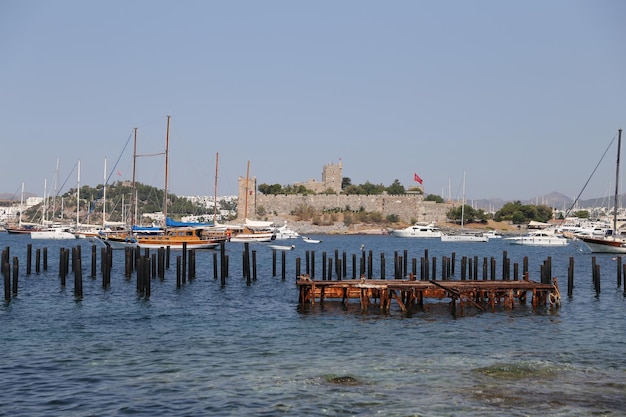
[91,245,97,278]
[35,248,41,273]
[144,257,151,298]
[252,250,257,281]
[182,242,187,281]
[568,257,574,297]
[617,256,622,288]
[176,256,182,288]
[12,256,18,296]
[26,244,32,275]
[4,261,10,301]
[280,250,285,280]
[74,256,83,298]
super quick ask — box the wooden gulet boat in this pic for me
[133,115,227,250]
[135,227,226,250]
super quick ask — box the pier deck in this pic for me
[297,276,560,313]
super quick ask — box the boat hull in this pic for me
[229,234,274,243]
[268,244,295,251]
[504,237,569,246]
[31,230,76,240]
[392,231,442,238]
[577,236,626,253]
[391,222,442,238]
[441,234,488,242]
[136,241,220,250]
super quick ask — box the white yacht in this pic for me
[391,222,443,238]
[272,221,300,239]
[504,228,569,246]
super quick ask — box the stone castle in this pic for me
[237,162,450,224]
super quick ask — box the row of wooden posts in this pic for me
[2,242,625,302]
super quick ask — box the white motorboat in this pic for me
[440,232,489,243]
[482,230,502,239]
[31,226,76,240]
[302,236,321,243]
[228,226,275,242]
[504,229,569,246]
[273,221,300,239]
[268,244,295,251]
[391,222,443,238]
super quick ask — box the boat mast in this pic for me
[19,182,24,227]
[163,115,171,229]
[613,128,622,239]
[461,171,466,231]
[130,127,137,226]
[103,157,107,228]
[43,178,47,225]
[244,160,250,220]
[52,157,59,220]
[214,152,219,221]
[76,160,80,227]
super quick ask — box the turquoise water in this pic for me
[1,233,625,416]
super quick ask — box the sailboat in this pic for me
[440,171,488,242]
[131,116,228,250]
[31,162,80,240]
[577,129,626,253]
[6,182,42,234]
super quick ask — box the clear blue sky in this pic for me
[1,0,624,203]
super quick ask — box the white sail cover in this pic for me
[244,218,273,229]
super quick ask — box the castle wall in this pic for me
[253,193,450,224]
[237,161,450,224]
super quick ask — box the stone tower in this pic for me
[321,161,342,194]
[237,175,257,220]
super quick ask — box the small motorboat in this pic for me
[268,244,295,251]
[302,236,321,244]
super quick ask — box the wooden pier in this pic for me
[297,275,560,313]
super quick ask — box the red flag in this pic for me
[414,173,423,184]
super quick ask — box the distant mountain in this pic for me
[471,192,573,212]
[0,192,36,201]
[473,190,626,213]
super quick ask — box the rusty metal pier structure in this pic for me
[297,275,560,313]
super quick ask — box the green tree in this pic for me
[573,210,589,219]
[360,181,385,195]
[494,201,554,224]
[385,179,405,195]
[424,194,444,203]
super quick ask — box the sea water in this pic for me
[0,233,624,416]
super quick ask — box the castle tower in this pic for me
[322,161,342,193]
[237,175,257,220]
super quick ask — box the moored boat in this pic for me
[441,172,487,243]
[390,222,443,238]
[576,234,626,253]
[268,244,295,251]
[31,226,76,240]
[135,227,227,250]
[440,232,489,243]
[504,228,569,246]
[272,221,300,239]
[577,129,626,253]
[228,226,275,242]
